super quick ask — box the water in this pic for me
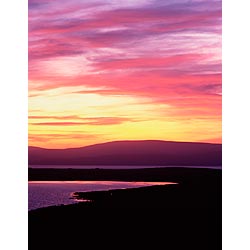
[28,181,174,211]
[29,165,222,169]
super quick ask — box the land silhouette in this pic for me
[29,140,222,166]
[29,167,221,250]
[28,140,222,250]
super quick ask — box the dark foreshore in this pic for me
[28,166,221,182]
[29,167,221,250]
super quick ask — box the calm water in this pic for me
[28,181,174,211]
[29,165,221,169]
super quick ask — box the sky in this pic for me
[28,0,221,149]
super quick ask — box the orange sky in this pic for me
[29,0,221,149]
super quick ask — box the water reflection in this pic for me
[29,181,176,211]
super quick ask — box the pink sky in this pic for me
[29,0,221,148]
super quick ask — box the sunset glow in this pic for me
[29,0,221,149]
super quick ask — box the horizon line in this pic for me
[28,139,222,150]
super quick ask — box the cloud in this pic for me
[29,0,222,147]
[29,116,137,126]
[29,0,221,61]
[31,122,85,126]
[82,117,137,125]
[29,115,80,120]
[29,133,101,142]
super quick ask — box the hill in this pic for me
[28,140,222,166]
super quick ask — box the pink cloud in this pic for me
[29,115,80,120]
[28,133,101,142]
[91,54,205,71]
[30,117,137,126]
[29,0,221,126]
[31,122,85,126]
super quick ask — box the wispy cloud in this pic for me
[31,122,85,126]
[29,115,80,120]
[28,132,102,142]
[29,116,137,126]
[29,0,221,147]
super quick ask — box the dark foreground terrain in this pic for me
[29,167,221,250]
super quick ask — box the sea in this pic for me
[28,180,175,211]
[28,165,221,211]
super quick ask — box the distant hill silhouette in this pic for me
[28,140,222,166]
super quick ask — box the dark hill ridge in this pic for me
[28,140,222,166]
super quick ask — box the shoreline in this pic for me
[28,180,177,211]
[29,166,221,182]
[29,165,222,169]
[29,167,221,249]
